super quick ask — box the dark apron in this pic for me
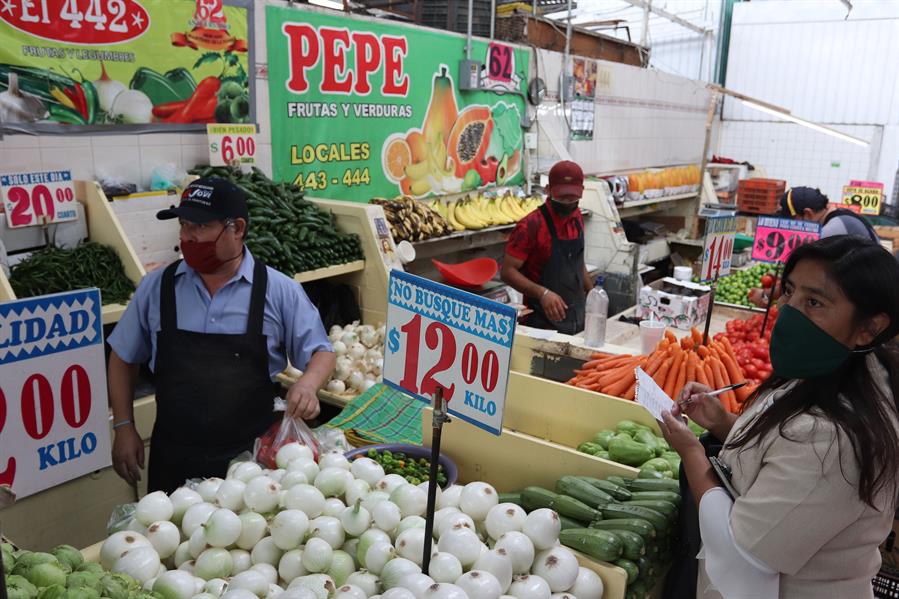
[524,204,586,335]
[148,259,280,493]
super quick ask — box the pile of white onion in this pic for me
[101,443,604,599]
[324,322,385,396]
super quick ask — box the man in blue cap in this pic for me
[107,177,335,492]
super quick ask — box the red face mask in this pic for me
[181,223,241,273]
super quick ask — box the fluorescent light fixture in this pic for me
[308,0,344,9]
[739,99,869,148]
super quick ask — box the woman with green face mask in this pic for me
[658,236,899,599]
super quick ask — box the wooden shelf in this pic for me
[617,191,698,219]
[101,303,128,325]
[293,260,365,284]
[409,224,515,261]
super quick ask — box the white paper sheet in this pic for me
[635,366,676,421]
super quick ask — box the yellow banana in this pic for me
[405,160,431,181]
[446,201,465,231]
[456,200,485,229]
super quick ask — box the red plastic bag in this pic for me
[254,398,319,468]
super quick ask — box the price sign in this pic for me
[0,289,112,499]
[383,270,516,435]
[752,216,821,264]
[841,184,882,215]
[700,216,737,282]
[208,124,257,167]
[487,42,514,83]
[1,171,77,229]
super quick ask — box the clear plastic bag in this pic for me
[150,162,186,191]
[106,503,136,535]
[254,397,319,468]
[314,426,350,454]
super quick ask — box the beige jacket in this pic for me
[699,354,898,599]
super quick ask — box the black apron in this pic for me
[823,208,880,242]
[148,259,279,493]
[524,204,586,335]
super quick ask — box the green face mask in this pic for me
[769,305,851,379]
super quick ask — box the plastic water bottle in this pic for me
[584,276,609,347]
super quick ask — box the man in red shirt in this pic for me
[501,160,592,334]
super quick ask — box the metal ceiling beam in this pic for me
[620,0,710,35]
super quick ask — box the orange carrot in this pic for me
[697,345,711,359]
[685,353,697,386]
[606,373,636,398]
[707,358,728,411]
[623,380,637,400]
[691,327,703,345]
[590,352,615,360]
[644,349,667,376]
[695,358,711,387]
[673,360,687,401]
[653,360,672,390]
[663,349,684,394]
[664,330,677,343]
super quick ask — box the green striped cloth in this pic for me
[326,383,424,445]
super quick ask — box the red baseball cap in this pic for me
[548,160,584,198]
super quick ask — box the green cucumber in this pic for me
[589,518,656,541]
[498,492,522,506]
[606,529,646,560]
[521,487,558,512]
[601,505,668,534]
[553,494,602,522]
[625,478,681,493]
[579,476,632,501]
[607,476,631,487]
[636,556,656,578]
[556,476,616,508]
[558,529,623,562]
[625,500,678,521]
[630,491,681,506]
[559,515,585,530]
[614,558,639,584]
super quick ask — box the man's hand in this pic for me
[540,290,568,322]
[112,425,144,485]
[286,379,321,420]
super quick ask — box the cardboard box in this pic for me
[636,277,711,330]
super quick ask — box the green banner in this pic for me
[0,0,250,129]
[266,6,530,201]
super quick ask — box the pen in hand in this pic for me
[678,382,747,408]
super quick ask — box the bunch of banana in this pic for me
[444,193,546,231]
[370,196,453,242]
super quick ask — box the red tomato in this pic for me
[761,274,775,287]
[743,364,759,377]
[751,346,769,359]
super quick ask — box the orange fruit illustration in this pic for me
[384,137,412,182]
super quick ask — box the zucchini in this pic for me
[553,494,602,522]
[558,529,623,562]
[625,500,678,521]
[607,476,631,488]
[630,491,681,506]
[601,505,668,534]
[635,556,656,578]
[521,487,558,512]
[606,529,646,560]
[559,515,585,531]
[625,478,681,494]
[579,476,632,501]
[629,580,650,599]
[614,558,639,584]
[498,492,522,506]
[589,518,656,541]
[637,468,668,480]
[556,476,616,508]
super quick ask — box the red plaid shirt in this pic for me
[505,202,584,283]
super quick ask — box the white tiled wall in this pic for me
[715,121,879,203]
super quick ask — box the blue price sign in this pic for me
[383,270,517,435]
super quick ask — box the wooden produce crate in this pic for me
[736,178,785,215]
[0,180,145,325]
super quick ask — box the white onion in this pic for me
[362,491,390,512]
[485,504,527,541]
[363,541,395,575]
[277,443,315,469]
[508,575,550,599]
[237,512,268,550]
[459,482,498,522]
[252,563,279,585]
[281,471,310,490]
[372,500,402,532]
[189,528,209,559]
[302,538,334,573]
[495,533,535,575]
[436,513,474,540]
[473,548,514,593]
[456,571,502,599]
[376,474,407,494]
[205,578,229,597]
[222,590,257,599]
[251,537,283,567]
[287,458,320,482]
[333,584,367,599]
[101,531,153,569]
[142,578,157,593]
[113,546,161,583]
[532,548,578,593]
[348,343,367,361]
[381,589,415,599]
[137,491,175,526]
[400,573,436,598]
[390,485,427,518]
[182,503,217,538]
[432,508,460,537]
[271,509,310,550]
[421,583,467,599]
[340,332,359,346]
[215,479,247,511]
[340,501,372,537]
[127,519,148,536]
[345,571,379,597]
[174,543,191,569]
[244,476,281,513]
[283,485,326,518]
[279,549,308,583]
[177,560,194,574]
[332,341,348,356]
[232,462,264,483]
[267,584,284,599]
[428,552,462,584]
[326,379,347,394]
[345,479,371,507]
[437,525,481,568]
[327,550,356,587]
[341,539,360,568]
[567,568,603,599]
[397,516,426,538]
[153,570,196,599]
[230,570,269,597]
[437,486,462,510]
[396,528,427,566]
[271,468,287,483]
[197,478,225,504]
[196,548,234,580]
[147,521,180,560]
[204,508,242,548]
[381,558,421,590]
[347,371,365,391]
[319,451,351,471]
[309,516,345,549]
[334,362,351,382]
[170,488,204,525]
[350,458,385,486]
[521,510,560,551]
[230,550,252,575]
[315,468,351,497]
[290,574,336,599]
[324,497,347,518]
[356,529,392,564]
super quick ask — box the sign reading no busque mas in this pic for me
[383,270,517,435]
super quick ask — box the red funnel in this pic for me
[432,257,499,287]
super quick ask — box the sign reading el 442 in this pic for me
[700,216,737,282]
[383,270,516,435]
[0,289,112,499]
[1,170,77,229]
[752,216,821,264]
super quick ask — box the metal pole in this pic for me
[490,0,496,39]
[702,276,717,345]
[532,0,537,14]
[564,0,573,61]
[760,263,782,335]
[640,0,651,48]
[698,92,719,204]
[421,388,449,573]
[466,0,474,59]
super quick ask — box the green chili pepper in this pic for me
[79,79,99,124]
[49,103,87,125]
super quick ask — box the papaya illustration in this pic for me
[447,105,493,179]
[422,66,458,150]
